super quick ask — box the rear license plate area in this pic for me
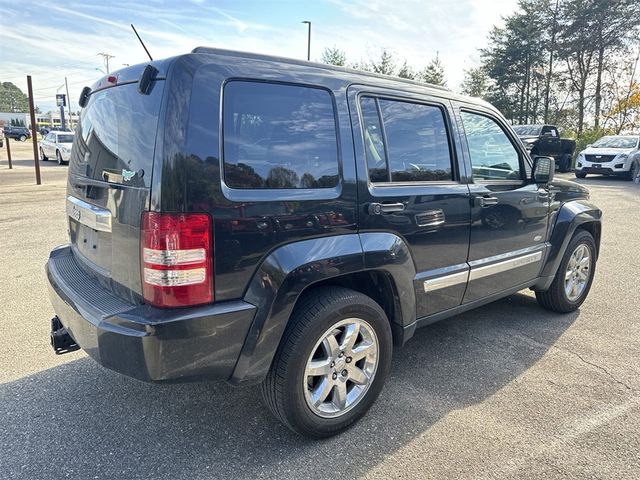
[79,225,98,249]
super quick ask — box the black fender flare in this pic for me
[229,232,417,384]
[535,200,602,290]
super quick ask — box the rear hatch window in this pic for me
[70,81,163,186]
[67,79,165,302]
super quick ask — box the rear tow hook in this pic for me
[50,316,80,354]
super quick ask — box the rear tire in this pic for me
[261,286,392,438]
[56,150,64,165]
[19,135,26,142]
[575,171,587,179]
[536,230,596,313]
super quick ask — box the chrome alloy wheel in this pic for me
[564,244,591,302]
[303,318,379,418]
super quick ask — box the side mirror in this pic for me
[533,156,554,184]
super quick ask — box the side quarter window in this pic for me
[460,111,521,181]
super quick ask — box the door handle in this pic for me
[368,202,405,215]
[474,195,499,208]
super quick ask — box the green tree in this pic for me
[419,55,446,86]
[370,49,396,76]
[481,2,546,123]
[557,0,599,135]
[589,0,640,129]
[460,67,490,98]
[397,60,416,80]
[0,82,29,112]
[349,60,372,72]
[321,46,347,66]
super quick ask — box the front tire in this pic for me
[575,171,587,179]
[40,147,48,161]
[558,154,571,173]
[536,230,596,313]
[262,286,392,438]
[628,160,639,182]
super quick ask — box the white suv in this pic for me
[575,135,640,180]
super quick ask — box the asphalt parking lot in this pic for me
[1,142,639,479]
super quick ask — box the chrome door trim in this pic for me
[66,196,112,233]
[423,270,468,292]
[468,251,542,281]
[421,248,545,294]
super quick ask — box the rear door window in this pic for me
[222,81,339,189]
[359,96,454,183]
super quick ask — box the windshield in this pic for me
[57,134,74,143]
[512,125,542,136]
[591,136,638,149]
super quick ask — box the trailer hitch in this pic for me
[50,316,80,354]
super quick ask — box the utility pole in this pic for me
[98,52,115,74]
[65,77,72,129]
[26,75,41,185]
[302,21,311,61]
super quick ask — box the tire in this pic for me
[261,286,393,438]
[628,161,639,181]
[536,230,597,313]
[40,147,48,161]
[56,150,64,165]
[575,171,587,179]
[19,135,26,142]
[558,154,571,173]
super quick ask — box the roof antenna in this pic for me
[131,24,153,61]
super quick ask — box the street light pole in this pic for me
[302,21,311,61]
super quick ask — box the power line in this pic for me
[2,60,101,82]
[32,78,97,92]
[97,52,115,74]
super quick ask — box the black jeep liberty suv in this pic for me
[47,48,602,438]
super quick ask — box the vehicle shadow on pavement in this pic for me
[1,293,578,479]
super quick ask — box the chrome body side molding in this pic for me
[422,249,544,293]
[423,270,468,292]
[468,251,543,281]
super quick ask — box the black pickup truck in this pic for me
[513,124,576,173]
[46,50,601,438]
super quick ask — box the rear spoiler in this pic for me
[78,61,168,107]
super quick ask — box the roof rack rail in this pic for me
[190,46,450,92]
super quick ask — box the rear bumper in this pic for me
[46,246,256,382]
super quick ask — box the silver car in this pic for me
[40,131,75,165]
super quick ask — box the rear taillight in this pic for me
[141,212,213,308]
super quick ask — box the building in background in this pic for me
[0,111,79,130]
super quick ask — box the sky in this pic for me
[0,0,519,113]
